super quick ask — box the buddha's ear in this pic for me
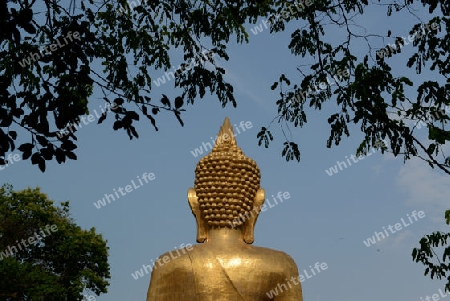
[188,188,207,243]
[243,188,265,244]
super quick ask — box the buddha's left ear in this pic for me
[243,188,265,244]
[188,188,207,243]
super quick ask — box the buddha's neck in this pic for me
[205,227,244,245]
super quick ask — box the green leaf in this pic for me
[161,94,171,107]
[113,98,125,106]
[61,140,77,151]
[18,143,33,153]
[175,96,184,109]
[113,121,123,130]
[426,143,437,155]
[55,148,65,164]
[65,151,77,160]
[145,114,158,131]
[97,112,107,124]
[8,131,17,140]
[38,157,46,172]
[36,135,48,147]
[31,153,40,165]
[127,111,139,121]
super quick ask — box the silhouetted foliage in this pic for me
[1,0,273,171]
[412,210,450,292]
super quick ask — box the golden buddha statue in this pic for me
[146,117,303,301]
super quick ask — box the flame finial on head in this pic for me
[214,117,237,148]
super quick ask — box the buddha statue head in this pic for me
[188,117,265,244]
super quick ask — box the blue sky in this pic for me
[2,2,450,300]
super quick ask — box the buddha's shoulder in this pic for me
[154,247,194,270]
[247,245,297,264]
[192,243,297,265]
[243,246,299,276]
[155,244,296,265]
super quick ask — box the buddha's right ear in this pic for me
[243,188,265,244]
[188,188,207,243]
